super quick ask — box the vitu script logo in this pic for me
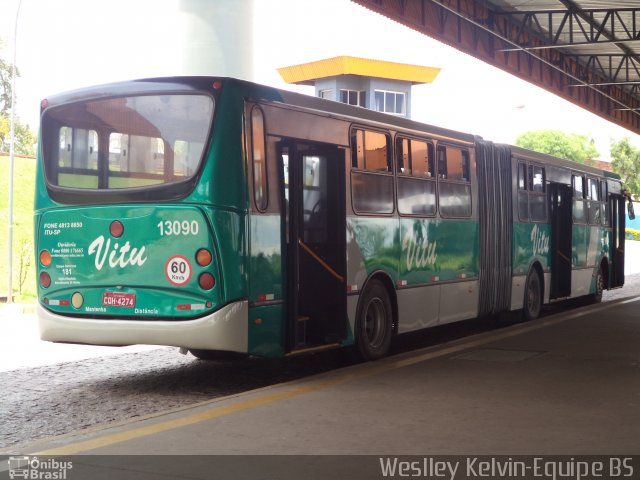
[88,235,148,271]
[403,231,437,271]
[530,224,550,256]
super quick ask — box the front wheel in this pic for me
[355,279,393,360]
[522,269,542,321]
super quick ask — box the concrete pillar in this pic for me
[177,0,254,80]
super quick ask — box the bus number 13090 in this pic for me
[157,220,199,236]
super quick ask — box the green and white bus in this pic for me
[35,77,632,360]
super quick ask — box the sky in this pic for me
[1,0,639,160]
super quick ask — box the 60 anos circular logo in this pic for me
[165,255,192,286]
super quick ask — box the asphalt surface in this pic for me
[0,268,639,452]
[2,289,639,478]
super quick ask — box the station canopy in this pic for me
[352,0,640,135]
[277,56,441,85]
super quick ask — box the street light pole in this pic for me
[7,0,23,304]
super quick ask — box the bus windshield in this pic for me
[42,94,214,192]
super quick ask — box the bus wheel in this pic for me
[189,349,247,361]
[522,269,542,321]
[592,265,604,303]
[356,279,393,360]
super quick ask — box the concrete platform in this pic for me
[0,298,640,479]
[1,295,636,460]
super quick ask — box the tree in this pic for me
[515,130,599,164]
[0,39,14,115]
[0,41,36,156]
[0,114,8,149]
[0,57,13,115]
[610,137,640,199]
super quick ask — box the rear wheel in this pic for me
[522,269,542,321]
[355,279,393,360]
[592,265,604,303]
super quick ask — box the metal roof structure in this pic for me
[277,56,441,85]
[352,0,640,135]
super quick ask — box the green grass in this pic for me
[0,153,36,302]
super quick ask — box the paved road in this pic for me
[1,251,639,451]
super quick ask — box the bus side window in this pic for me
[587,178,601,225]
[396,137,409,174]
[572,174,586,223]
[396,137,434,178]
[58,127,99,170]
[461,150,470,182]
[351,128,393,214]
[529,165,546,222]
[438,145,471,218]
[396,137,436,216]
[573,174,584,198]
[352,129,365,170]
[517,163,528,221]
[436,146,447,179]
[251,106,268,211]
[588,178,599,200]
[57,126,99,188]
[364,130,390,172]
[518,163,527,190]
[352,129,389,172]
[441,146,469,182]
[410,139,433,178]
[532,166,544,192]
[601,181,609,225]
[427,143,435,177]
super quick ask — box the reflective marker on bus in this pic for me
[34,77,632,361]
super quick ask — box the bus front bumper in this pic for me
[37,301,249,352]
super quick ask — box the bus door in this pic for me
[279,142,347,352]
[549,183,572,299]
[610,194,626,288]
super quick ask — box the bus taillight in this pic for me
[109,220,124,238]
[39,250,52,267]
[196,248,212,266]
[40,272,51,288]
[198,273,215,290]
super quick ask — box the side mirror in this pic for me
[628,199,636,220]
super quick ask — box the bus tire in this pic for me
[189,349,247,361]
[522,268,542,321]
[355,279,393,360]
[591,265,604,303]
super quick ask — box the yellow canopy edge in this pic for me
[277,56,441,85]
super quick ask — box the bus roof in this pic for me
[41,76,621,183]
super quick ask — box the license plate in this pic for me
[102,292,136,308]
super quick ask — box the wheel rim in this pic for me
[363,297,387,348]
[526,275,540,317]
[596,270,604,297]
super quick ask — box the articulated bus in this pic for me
[35,77,632,360]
